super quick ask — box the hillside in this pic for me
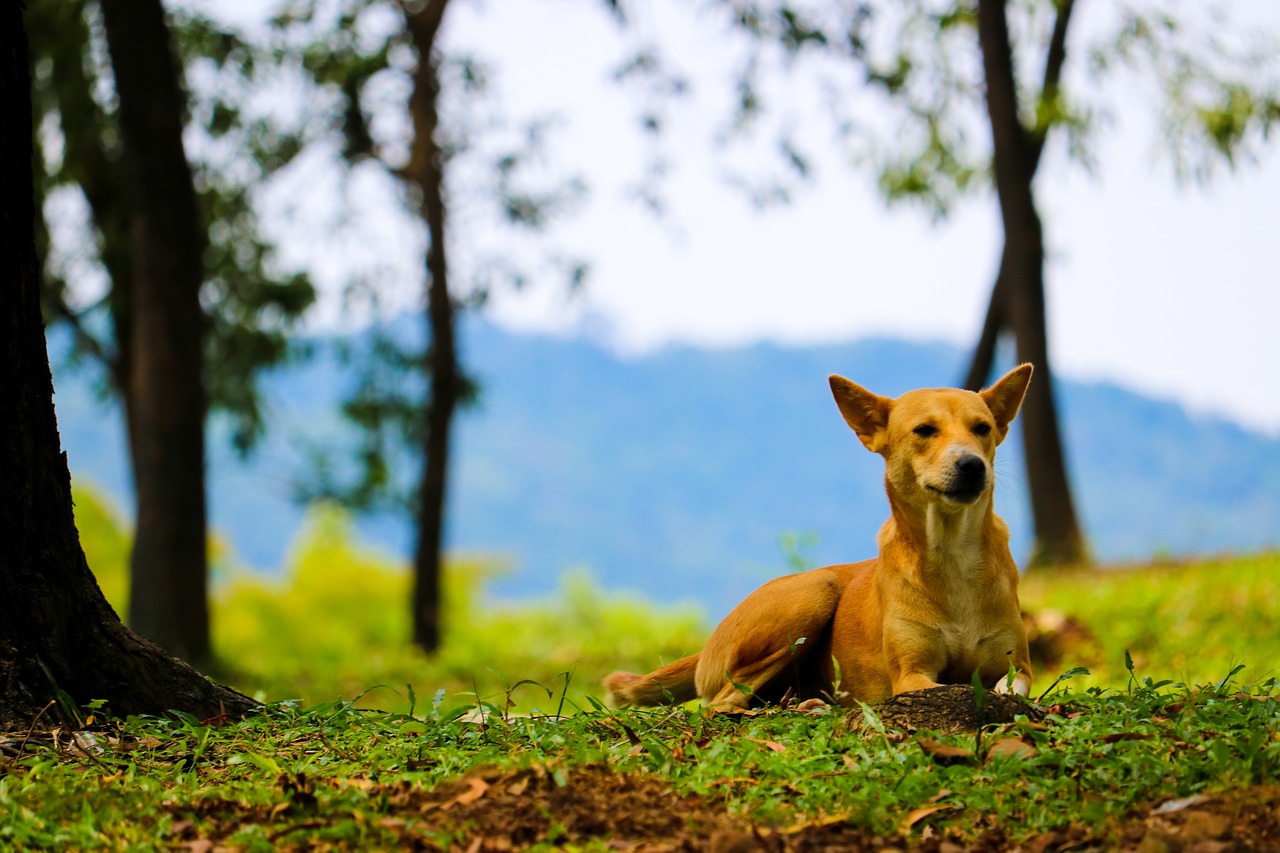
[49,320,1280,616]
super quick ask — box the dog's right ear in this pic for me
[829,375,892,455]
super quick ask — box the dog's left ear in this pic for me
[980,363,1034,441]
[830,375,893,455]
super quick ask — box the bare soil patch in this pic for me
[167,752,1280,852]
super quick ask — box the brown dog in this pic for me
[603,364,1035,710]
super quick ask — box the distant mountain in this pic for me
[49,319,1280,617]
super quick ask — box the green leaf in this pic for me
[971,668,988,713]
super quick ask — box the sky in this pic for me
[220,0,1280,436]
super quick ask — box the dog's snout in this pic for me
[955,454,986,484]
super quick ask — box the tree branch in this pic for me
[1030,0,1076,172]
[45,295,122,383]
[403,0,450,49]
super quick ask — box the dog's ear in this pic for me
[829,375,892,455]
[980,363,1034,441]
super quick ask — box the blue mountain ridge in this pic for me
[49,318,1280,618]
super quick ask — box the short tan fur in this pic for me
[604,364,1035,709]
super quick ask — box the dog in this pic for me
[603,364,1035,710]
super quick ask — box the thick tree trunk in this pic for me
[1,5,256,730]
[405,1,456,654]
[30,0,135,393]
[98,0,212,661]
[975,0,1086,567]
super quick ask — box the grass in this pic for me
[2,672,1277,848]
[4,485,1276,849]
[1019,554,1280,688]
[71,484,1280,712]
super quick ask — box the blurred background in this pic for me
[30,0,1280,706]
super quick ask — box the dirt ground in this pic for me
[277,763,1279,852]
[172,686,1279,851]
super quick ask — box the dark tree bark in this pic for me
[964,0,1073,393]
[30,0,135,389]
[963,270,1006,392]
[98,0,212,661]
[1,4,256,730]
[972,0,1086,567]
[405,0,457,654]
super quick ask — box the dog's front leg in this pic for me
[884,622,948,696]
[983,629,1034,698]
[890,671,945,694]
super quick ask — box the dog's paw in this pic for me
[793,698,831,714]
[993,672,1032,698]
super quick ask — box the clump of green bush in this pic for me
[75,485,708,713]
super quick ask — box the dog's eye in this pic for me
[972,422,993,437]
[913,424,937,438]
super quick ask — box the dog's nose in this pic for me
[955,454,986,485]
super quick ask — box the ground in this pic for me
[163,686,1280,852]
[172,762,1280,852]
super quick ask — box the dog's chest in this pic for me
[930,556,998,664]
[936,603,989,665]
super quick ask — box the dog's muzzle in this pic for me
[927,453,988,503]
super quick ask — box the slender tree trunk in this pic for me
[975,0,1086,566]
[963,268,1005,391]
[1,5,255,730]
[405,0,456,653]
[964,0,1074,394]
[98,0,212,661]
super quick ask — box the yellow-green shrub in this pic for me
[71,481,131,618]
[209,502,708,712]
[1021,553,1280,689]
[75,481,1278,710]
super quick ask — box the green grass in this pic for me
[11,483,1272,849]
[73,482,1280,712]
[2,674,1277,849]
[1020,553,1280,688]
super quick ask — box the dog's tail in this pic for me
[603,653,700,707]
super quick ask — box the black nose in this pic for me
[956,454,986,485]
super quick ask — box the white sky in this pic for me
[216,0,1280,435]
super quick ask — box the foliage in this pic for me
[70,485,130,618]
[211,505,706,714]
[1,663,1277,848]
[77,486,705,714]
[267,0,590,514]
[686,1,1280,216]
[27,0,316,454]
[28,483,1280,847]
[1021,553,1280,689]
[74,481,1280,715]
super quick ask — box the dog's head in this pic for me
[828,365,1033,511]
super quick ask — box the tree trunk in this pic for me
[98,0,212,661]
[405,1,456,654]
[1,5,256,730]
[29,0,135,394]
[964,0,1073,393]
[962,269,1005,391]
[975,0,1086,567]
